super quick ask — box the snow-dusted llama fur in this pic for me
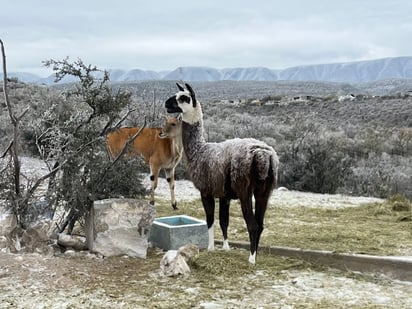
[165,83,279,264]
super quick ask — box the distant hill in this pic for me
[277,57,412,83]
[4,56,412,84]
[1,72,42,83]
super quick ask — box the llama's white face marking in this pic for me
[165,84,202,124]
[175,90,193,112]
[175,90,202,124]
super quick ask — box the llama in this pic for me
[106,116,183,210]
[165,83,279,264]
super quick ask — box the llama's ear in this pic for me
[176,83,185,91]
[185,83,197,107]
[176,114,183,122]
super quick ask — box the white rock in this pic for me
[58,233,87,251]
[160,250,190,277]
[85,198,155,258]
[0,207,18,236]
[159,244,199,277]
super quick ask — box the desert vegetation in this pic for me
[0,57,148,230]
[1,54,412,230]
[125,79,412,199]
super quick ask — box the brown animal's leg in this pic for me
[201,194,215,251]
[149,165,160,206]
[219,197,230,250]
[165,167,178,210]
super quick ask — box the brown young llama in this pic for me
[165,83,279,264]
[106,116,183,210]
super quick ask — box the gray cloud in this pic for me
[1,0,411,76]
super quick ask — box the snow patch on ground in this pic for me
[270,189,383,208]
[142,172,384,208]
[142,174,200,202]
[12,157,384,208]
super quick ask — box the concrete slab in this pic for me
[216,240,412,282]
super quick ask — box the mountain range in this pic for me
[4,56,412,85]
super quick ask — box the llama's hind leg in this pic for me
[239,194,259,264]
[253,192,271,253]
[219,198,230,250]
[252,182,273,261]
[201,194,216,251]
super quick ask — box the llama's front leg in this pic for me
[201,194,215,251]
[165,168,178,210]
[219,198,230,250]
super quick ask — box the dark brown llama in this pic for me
[165,83,279,264]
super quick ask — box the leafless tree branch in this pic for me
[1,38,23,197]
[100,107,136,137]
[1,140,13,158]
[111,117,146,165]
[1,39,16,125]
[114,107,136,129]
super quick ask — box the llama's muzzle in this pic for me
[165,95,182,113]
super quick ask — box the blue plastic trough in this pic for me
[149,215,208,250]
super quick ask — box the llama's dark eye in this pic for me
[179,95,190,103]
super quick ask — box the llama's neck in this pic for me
[181,102,203,125]
[181,118,206,162]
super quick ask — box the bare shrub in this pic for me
[1,56,148,230]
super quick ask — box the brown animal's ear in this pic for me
[176,83,185,91]
[185,83,197,107]
[176,114,182,122]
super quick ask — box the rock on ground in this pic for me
[85,198,155,258]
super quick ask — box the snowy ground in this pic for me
[16,156,383,209]
[1,157,411,308]
[142,174,384,209]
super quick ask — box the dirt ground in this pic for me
[1,247,412,309]
[1,157,412,308]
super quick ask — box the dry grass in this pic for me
[189,249,311,278]
[155,195,412,256]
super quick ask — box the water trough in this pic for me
[149,215,208,250]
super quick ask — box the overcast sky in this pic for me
[1,0,412,76]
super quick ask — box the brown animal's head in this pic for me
[159,115,182,139]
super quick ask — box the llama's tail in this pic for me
[253,146,279,187]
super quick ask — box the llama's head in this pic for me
[165,83,202,124]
